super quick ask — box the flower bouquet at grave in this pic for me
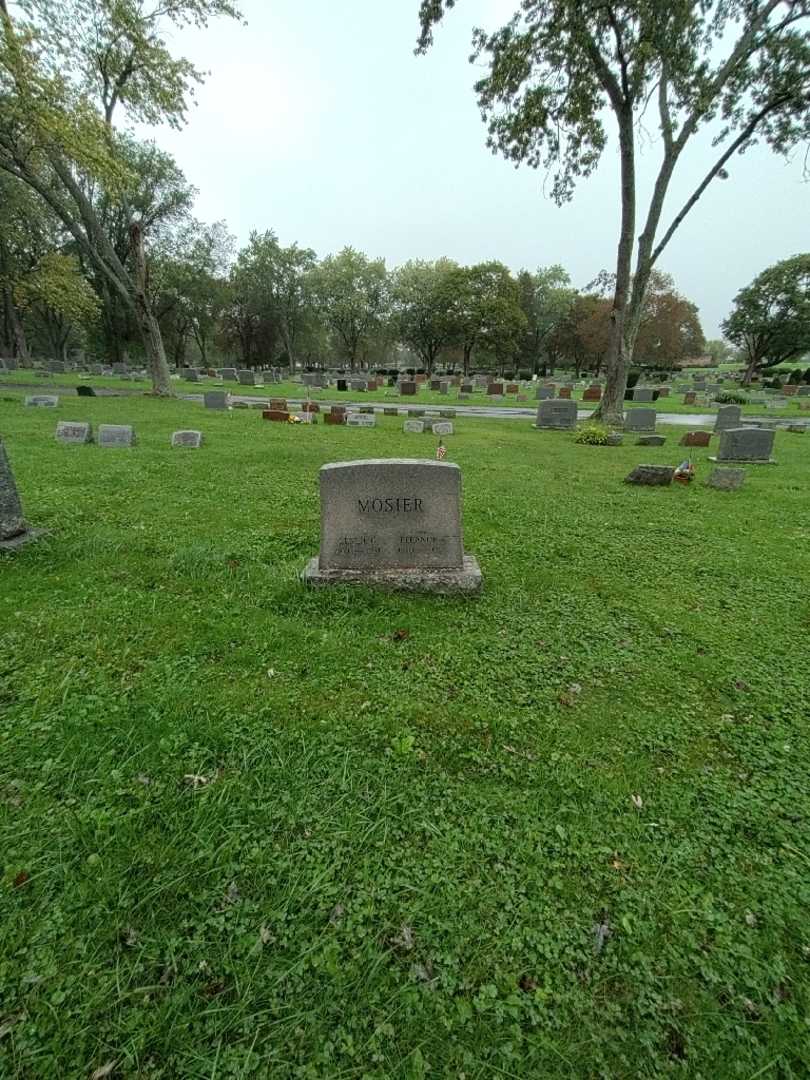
[287,414,303,424]
[674,459,695,484]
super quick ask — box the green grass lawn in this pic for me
[3,370,809,419]
[1,391,809,1078]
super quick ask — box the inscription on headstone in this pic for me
[98,424,135,448]
[171,430,204,448]
[624,408,656,433]
[25,395,59,408]
[535,399,578,430]
[712,427,776,463]
[56,421,92,444]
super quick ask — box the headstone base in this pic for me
[0,527,47,551]
[301,554,483,595]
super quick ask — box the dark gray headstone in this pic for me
[707,467,746,491]
[624,408,656,432]
[204,391,228,410]
[238,369,257,386]
[632,388,654,402]
[714,427,775,463]
[636,435,666,446]
[624,465,675,486]
[0,438,28,542]
[535,398,578,430]
[76,385,97,397]
[714,405,742,433]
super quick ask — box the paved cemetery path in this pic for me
[4,381,802,428]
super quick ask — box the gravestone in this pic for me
[680,430,711,447]
[56,421,92,445]
[714,405,742,433]
[269,398,288,411]
[439,410,456,419]
[359,406,374,414]
[582,386,602,402]
[302,401,320,413]
[25,395,59,408]
[98,424,135,448]
[637,435,666,446]
[383,407,398,416]
[330,405,346,416]
[632,388,654,402]
[48,361,66,374]
[430,380,441,391]
[712,427,776,463]
[557,387,572,399]
[708,467,746,491]
[505,383,518,395]
[171,430,204,448]
[460,382,474,394]
[346,413,376,427]
[536,386,554,400]
[624,465,675,486]
[351,380,367,392]
[404,420,425,433]
[302,459,482,594]
[683,392,697,405]
[439,382,449,395]
[606,433,623,446]
[324,412,345,425]
[336,379,348,392]
[535,399,578,430]
[204,391,228,409]
[400,381,417,396]
[487,382,504,396]
[238,369,257,386]
[185,368,201,382]
[432,421,454,436]
[0,438,43,549]
[76,385,97,397]
[220,368,237,381]
[262,410,289,422]
[657,387,671,398]
[624,409,656,433]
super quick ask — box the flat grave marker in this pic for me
[56,421,92,445]
[98,424,135,448]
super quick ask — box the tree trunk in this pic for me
[129,222,173,396]
[2,283,28,359]
[594,109,636,426]
[741,351,759,386]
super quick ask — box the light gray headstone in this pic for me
[171,430,204,448]
[403,420,425,433]
[220,368,237,381]
[56,421,92,444]
[714,405,742,433]
[238,369,257,386]
[25,395,59,408]
[535,398,578,429]
[536,386,554,400]
[98,424,135,448]
[204,391,228,409]
[715,427,775,463]
[624,409,657,432]
[632,388,654,402]
[432,421,454,436]
[346,413,376,427]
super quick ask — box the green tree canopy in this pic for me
[722,254,810,384]
[391,258,460,372]
[310,248,389,370]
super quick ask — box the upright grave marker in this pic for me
[302,459,482,593]
[0,438,43,549]
[98,424,136,448]
[711,428,776,464]
[714,405,742,433]
[624,408,657,433]
[56,421,93,444]
[535,398,578,430]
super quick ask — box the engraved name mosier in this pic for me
[357,496,424,513]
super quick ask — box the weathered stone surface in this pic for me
[324,412,345,425]
[535,398,578,430]
[487,383,504,396]
[624,464,676,486]
[220,368,237,381]
[633,388,654,402]
[25,395,59,408]
[204,391,228,409]
[432,421,454,436]
[302,458,481,593]
[712,427,776,463]
[440,410,456,419]
[505,383,518,394]
[624,408,657,432]
[302,401,320,413]
[238,369,258,386]
[636,435,666,446]
[680,430,711,447]
[359,406,374,414]
[262,410,289,422]
[399,381,417,396]
[714,405,742,433]
[56,421,92,444]
[0,438,28,542]
[383,407,398,416]
[269,398,287,411]
[98,424,135,448]
[605,433,623,446]
[707,467,746,491]
[557,387,572,399]
[683,392,697,404]
[583,386,602,401]
[346,413,376,427]
[786,424,806,434]
[404,420,425,433]
[171,430,203,448]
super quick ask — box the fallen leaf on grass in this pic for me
[90,1063,116,1080]
[391,629,410,642]
[120,927,138,948]
[744,911,758,928]
[390,924,414,951]
[593,920,612,954]
[519,975,538,992]
[410,960,435,984]
[259,925,273,945]
[13,871,30,889]
[0,1012,24,1039]
[630,794,643,810]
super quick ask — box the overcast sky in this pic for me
[146,0,809,337]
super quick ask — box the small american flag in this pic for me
[436,442,447,460]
